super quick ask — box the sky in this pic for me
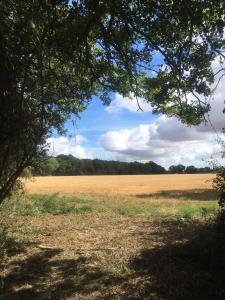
[47,58,225,169]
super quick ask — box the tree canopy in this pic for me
[0,0,225,202]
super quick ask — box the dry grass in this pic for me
[1,174,224,300]
[25,174,215,196]
[1,210,223,300]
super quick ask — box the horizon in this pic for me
[45,153,214,172]
[47,58,225,169]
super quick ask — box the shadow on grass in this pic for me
[136,188,218,201]
[1,219,225,300]
[1,240,122,300]
[125,219,225,300]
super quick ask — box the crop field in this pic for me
[25,174,215,196]
[1,174,225,300]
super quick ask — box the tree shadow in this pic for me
[1,238,123,300]
[1,218,225,300]
[126,220,225,300]
[136,189,218,201]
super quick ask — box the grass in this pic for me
[177,205,216,219]
[113,202,217,220]
[0,192,218,220]
[0,193,93,216]
[0,185,224,300]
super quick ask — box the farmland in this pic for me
[1,174,225,300]
[25,174,215,196]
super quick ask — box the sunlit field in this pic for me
[1,174,224,300]
[25,174,215,196]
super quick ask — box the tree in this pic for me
[1,0,225,203]
[0,0,134,202]
[55,155,80,175]
[185,166,198,174]
[169,164,186,174]
[147,161,166,174]
[33,157,59,176]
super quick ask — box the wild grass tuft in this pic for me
[0,193,93,216]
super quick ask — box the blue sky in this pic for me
[67,97,158,154]
[46,2,225,168]
[47,58,224,168]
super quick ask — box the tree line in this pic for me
[32,155,214,176]
[1,0,224,203]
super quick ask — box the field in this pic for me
[1,174,225,300]
[25,174,215,196]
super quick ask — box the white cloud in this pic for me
[46,135,92,159]
[101,57,225,167]
[45,58,225,167]
[106,93,152,113]
[101,124,221,167]
[74,134,87,145]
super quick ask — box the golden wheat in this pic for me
[25,174,215,196]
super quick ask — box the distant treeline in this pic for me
[32,155,214,176]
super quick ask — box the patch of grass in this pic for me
[114,204,161,217]
[113,202,218,220]
[5,226,52,245]
[176,205,217,220]
[0,192,219,221]
[72,206,93,214]
[0,193,93,216]
[34,194,76,214]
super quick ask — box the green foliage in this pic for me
[34,157,60,176]
[215,208,225,231]
[213,168,225,207]
[185,166,198,174]
[169,165,212,174]
[169,164,186,174]
[35,155,166,175]
[1,0,224,202]
[177,206,216,220]
[33,155,214,176]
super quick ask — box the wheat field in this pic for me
[25,173,215,196]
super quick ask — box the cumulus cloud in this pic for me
[101,58,225,167]
[155,116,214,142]
[106,93,152,113]
[197,58,225,132]
[101,124,221,167]
[46,135,92,159]
[45,58,225,167]
[74,134,87,145]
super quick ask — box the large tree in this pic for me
[0,0,224,203]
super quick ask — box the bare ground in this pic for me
[1,210,225,300]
